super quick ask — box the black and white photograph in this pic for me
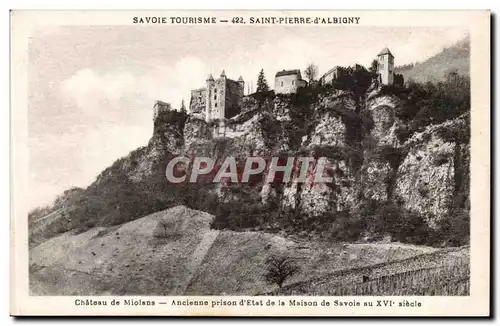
[10,10,490,316]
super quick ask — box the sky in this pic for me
[28,25,468,209]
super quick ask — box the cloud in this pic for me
[29,123,152,209]
[62,56,208,114]
[30,27,470,209]
[29,132,86,208]
[62,68,138,114]
[27,56,211,209]
[223,35,331,91]
[79,124,152,182]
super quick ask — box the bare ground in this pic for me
[29,205,466,296]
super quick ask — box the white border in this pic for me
[3,1,497,324]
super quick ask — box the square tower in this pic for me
[190,71,244,123]
[200,70,244,122]
[274,69,307,94]
[377,47,394,85]
[205,71,229,122]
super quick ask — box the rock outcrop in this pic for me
[36,82,469,243]
[366,93,401,147]
[394,117,469,226]
[136,86,469,228]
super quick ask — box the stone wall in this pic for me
[206,78,227,121]
[189,88,206,118]
[225,79,243,119]
[183,116,212,150]
[153,100,171,121]
[320,67,339,85]
[275,74,304,94]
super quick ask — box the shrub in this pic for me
[211,185,268,230]
[265,255,299,288]
[434,209,470,246]
[331,64,374,98]
[356,200,431,245]
[392,211,430,245]
[394,72,470,134]
[395,125,413,143]
[328,212,366,242]
[375,145,406,170]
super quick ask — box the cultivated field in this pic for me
[266,246,469,296]
[29,205,469,296]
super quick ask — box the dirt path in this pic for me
[171,229,220,295]
[31,209,62,226]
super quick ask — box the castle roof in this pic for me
[377,47,394,57]
[275,69,301,77]
[153,100,171,110]
[206,73,214,81]
[220,70,226,77]
[321,66,339,78]
[237,76,244,82]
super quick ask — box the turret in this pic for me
[237,76,245,94]
[205,73,214,122]
[220,70,226,78]
[377,47,394,85]
[153,100,171,121]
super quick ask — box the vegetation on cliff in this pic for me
[29,62,470,248]
[395,37,469,83]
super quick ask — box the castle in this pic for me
[319,66,340,85]
[178,47,395,127]
[319,47,395,86]
[153,100,172,121]
[376,47,395,85]
[189,70,244,123]
[274,69,307,94]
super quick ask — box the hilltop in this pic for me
[29,60,471,295]
[395,37,470,83]
[30,68,470,248]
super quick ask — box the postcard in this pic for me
[10,10,490,316]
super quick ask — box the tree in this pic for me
[352,64,373,96]
[304,63,318,82]
[369,59,378,74]
[180,99,187,113]
[265,255,299,288]
[256,69,269,93]
[393,73,405,87]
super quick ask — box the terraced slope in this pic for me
[30,205,462,296]
[264,246,469,296]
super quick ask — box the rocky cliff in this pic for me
[164,85,468,230]
[36,80,470,246]
[394,117,470,227]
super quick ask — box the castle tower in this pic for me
[237,76,245,95]
[216,70,226,121]
[191,70,244,124]
[377,47,394,85]
[205,73,214,122]
[153,100,171,121]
